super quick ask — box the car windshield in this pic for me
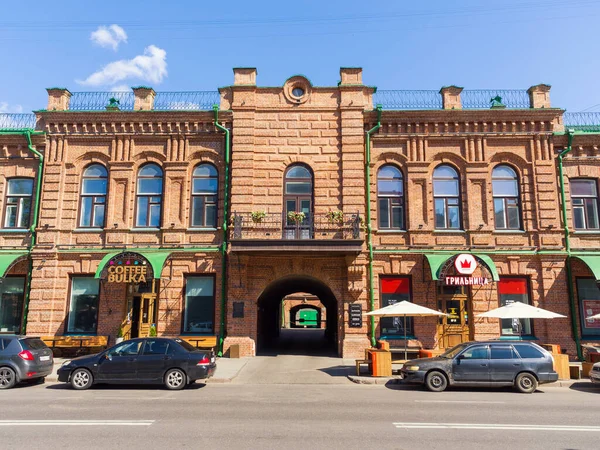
[440,343,470,358]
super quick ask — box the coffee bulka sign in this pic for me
[444,254,490,286]
[102,253,153,283]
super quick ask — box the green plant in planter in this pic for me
[149,324,157,337]
[117,325,124,338]
[287,211,306,224]
[251,211,267,223]
[326,210,344,225]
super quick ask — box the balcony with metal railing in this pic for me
[0,113,37,130]
[229,211,363,253]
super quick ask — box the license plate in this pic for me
[211,357,215,363]
[40,355,50,361]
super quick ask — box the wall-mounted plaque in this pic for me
[232,302,244,318]
[349,303,362,328]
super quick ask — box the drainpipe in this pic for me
[213,106,230,357]
[557,129,583,360]
[365,105,382,347]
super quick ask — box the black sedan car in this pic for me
[0,336,54,389]
[57,337,216,390]
[401,341,558,393]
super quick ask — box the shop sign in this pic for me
[583,300,600,329]
[444,254,490,286]
[349,304,362,328]
[107,264,148,283]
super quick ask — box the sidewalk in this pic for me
[45,357,249,384]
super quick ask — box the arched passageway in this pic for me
[257,275,338,356]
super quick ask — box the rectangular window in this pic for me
[577,278,600,337]
[571,179,600,230]
[498,278,532,336]
[379,277,413,337]
[183,276,215,334]
[0,277,25,334]
[66,278,100,334]
[4,179,33,229]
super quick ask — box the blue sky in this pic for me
[2,0,600,113]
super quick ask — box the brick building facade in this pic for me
[0,67,599,360]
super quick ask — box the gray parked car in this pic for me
[0,335,54,389]
[401,341,558,393]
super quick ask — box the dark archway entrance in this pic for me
[257,275,338,355]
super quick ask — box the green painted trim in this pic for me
[497,335,539,341]
[0,252,29,277]
[422,253,499,281]
[93,250,172,279]
[365,106,382,348]
[58,247,219,254]
[378,335,417,340]
[571,255,600,281]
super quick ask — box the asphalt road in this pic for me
[1,380,599,450]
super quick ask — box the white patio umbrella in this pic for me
[365,301,447,360]
[586,313,600,321]
[477,302,567,320]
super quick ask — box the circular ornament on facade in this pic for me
[454,254,477,275]
[283,76,312,104]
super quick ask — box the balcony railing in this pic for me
[461,90,530,109]
[231,212,362,241]
[69,92,135,111]
[374,90,443,110]
[563,112,600,131]
[374,89,531,110]
[0,113,36,130]
[153,91,221,110]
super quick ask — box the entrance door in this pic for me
[137,294,156,338]
[437,285,472,348]
[284,197,312,239]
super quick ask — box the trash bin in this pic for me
[229,344,240,358]
[368,349,392,377]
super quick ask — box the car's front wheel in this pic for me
[515,372,538,394]
[425,370,448,392]
[164,369,186,390]
[70,368,93,390]
[0,367,17,390]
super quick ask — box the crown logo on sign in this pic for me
[460,259,472,269]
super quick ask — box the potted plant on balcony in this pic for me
[287,211,306,224]
[115,325,124,344]
[326,210,344,226]
[251,211,267,223]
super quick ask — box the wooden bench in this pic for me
[41,335,109,357]
[178,336,218,350]
[390,347,422,364]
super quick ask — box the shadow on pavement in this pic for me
[384,382,549,394]
[45,382,207,391]
[317,365,354,378]
[569,381,600,394]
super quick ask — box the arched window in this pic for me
[284,164,312,239]
[433,165,461,229]
[3,178,33,229]
[377,165,404,230]
[191,164,218,228]
[570,179,600,230]
[136,164,163,228]
[79,164,108,228]
[492,165,521,230]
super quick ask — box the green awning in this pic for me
[571,255,600,281]
[423,253,500,282]
[0,251,29,277]
[94,251,172,279]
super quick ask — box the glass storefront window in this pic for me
[498,277,532,336]
[183,277,215,334]
[577,278,600,337]
[379,277,412,337]
[67,278,100,334]
[0,277,25,333]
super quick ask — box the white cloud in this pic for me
[77,45,167,87]
[0,102,23,113]
[110,84,131,92]
[90,24,128,51]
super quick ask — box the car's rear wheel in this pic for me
[515,372,538,394]
[0,367,17,390]
[70,368,93,390]
[425,370,448,392]
[164,369,186,390]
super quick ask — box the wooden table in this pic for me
[44,336,92,349]
[187,338,210,348]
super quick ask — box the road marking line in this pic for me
[414,400,506,404]
[393,423,600,432]
[0,420,154,427]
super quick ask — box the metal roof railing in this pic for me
[563,112,600,131]
[69,92,135,111]
[0,113,37,130]
[461,90,530,109]
[374,90,442,110]
[153,91,220,110]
